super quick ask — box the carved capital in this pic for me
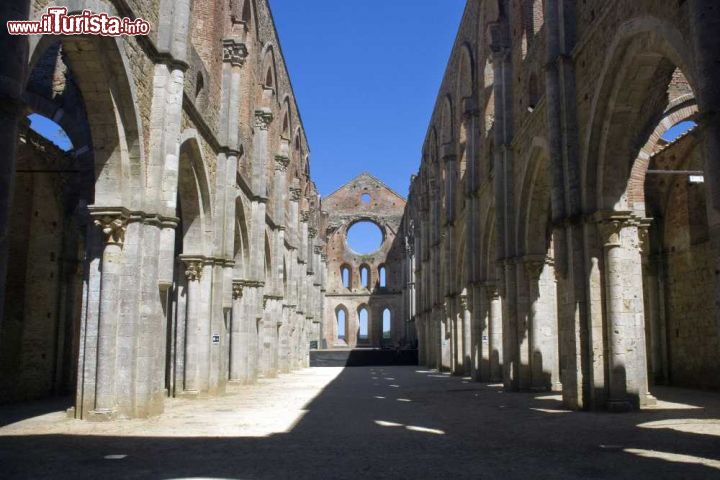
[459,295,469,311]
[308,226,318,238]
[274,155,290,172]
[289,187,302,202]
[91,209,129,246]
[300,210,311,223]
[254,109,273,130]
[183,260,204,282]
[222,39,248,67]
[232,280,244,300]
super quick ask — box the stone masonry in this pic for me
[0,0,327,419]
[401,0,720,411]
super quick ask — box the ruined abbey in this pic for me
[0,2,719,475]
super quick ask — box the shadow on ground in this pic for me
[1,366,719,479]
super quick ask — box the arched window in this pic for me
[358,307,369,343]
[336,307,347,341]
[27,113,73,152]
[379,265,387,288]
[382,308,392,341]
[341,265,351,289]
[360,265,370,289]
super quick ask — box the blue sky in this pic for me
[270,0,467,198]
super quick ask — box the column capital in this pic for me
[308,226,318,238]
[254,108,274,130]
[459,294,469,311]
[90,207,130,246]
[232,280,244,300]
[462,97,479,119]
[274,155,290,172]
[222,39,248,67]
[289,187,302,202]
[440,143,457,162]
[522,254,547,280]
[594,211,636,248]
[180,256,207,282]
[300,210,311,223]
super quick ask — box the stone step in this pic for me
[310,349,418,367]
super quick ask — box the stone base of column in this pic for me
[176,390,201,399]
[86,408,117,422]
[640,393,658,408]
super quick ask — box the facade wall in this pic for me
[321,173,410,349]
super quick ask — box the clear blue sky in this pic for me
[270,0,467,198]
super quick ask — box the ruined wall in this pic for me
[322,173,409,348]
[403,0,719,409]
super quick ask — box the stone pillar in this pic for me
[502,260,519,390]
[247,282,263,382]
[599,215,655,410]
[472,284,487,381]
[180,256,207,394]
[89,211,128,419]
[451,297,464,375]
[516,260,531,389]
[440,302,452,371]
[229,281,248,383]
[460,294,472,376]
[525,257,561,391]
[488,283,503,383]
[279,305,294,374]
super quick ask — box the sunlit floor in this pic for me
[1,367,719,479]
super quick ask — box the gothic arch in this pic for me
[27,32,145,208]
[516,137,552,256]
[177,134,213,255]
[583,16,698,213]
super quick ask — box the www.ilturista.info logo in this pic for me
[7,7,150,36]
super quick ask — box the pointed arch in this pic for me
[27,33,145,208]
[582,16,697,213]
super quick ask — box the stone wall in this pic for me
[403,0,720,410]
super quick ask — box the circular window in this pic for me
[346,221,383,254]
[361,193,371,204]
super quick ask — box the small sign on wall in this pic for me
[212,334,221,345]
[482,335,489,345]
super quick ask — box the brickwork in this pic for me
[322,173,410,349]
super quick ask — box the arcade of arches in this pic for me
[0,0,719,430]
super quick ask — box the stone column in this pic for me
[472,283,487,381]
[460,294,472,376]
[525,257,560,391]
[229,281,248,383]
[516,260,531,389]
[502,260,519,390]
[599,215,654,410]
[488,283,503,383]
[180,256,206,394]
[90,211,128,419]
[440,302,452,371]
[279,305,294,373]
